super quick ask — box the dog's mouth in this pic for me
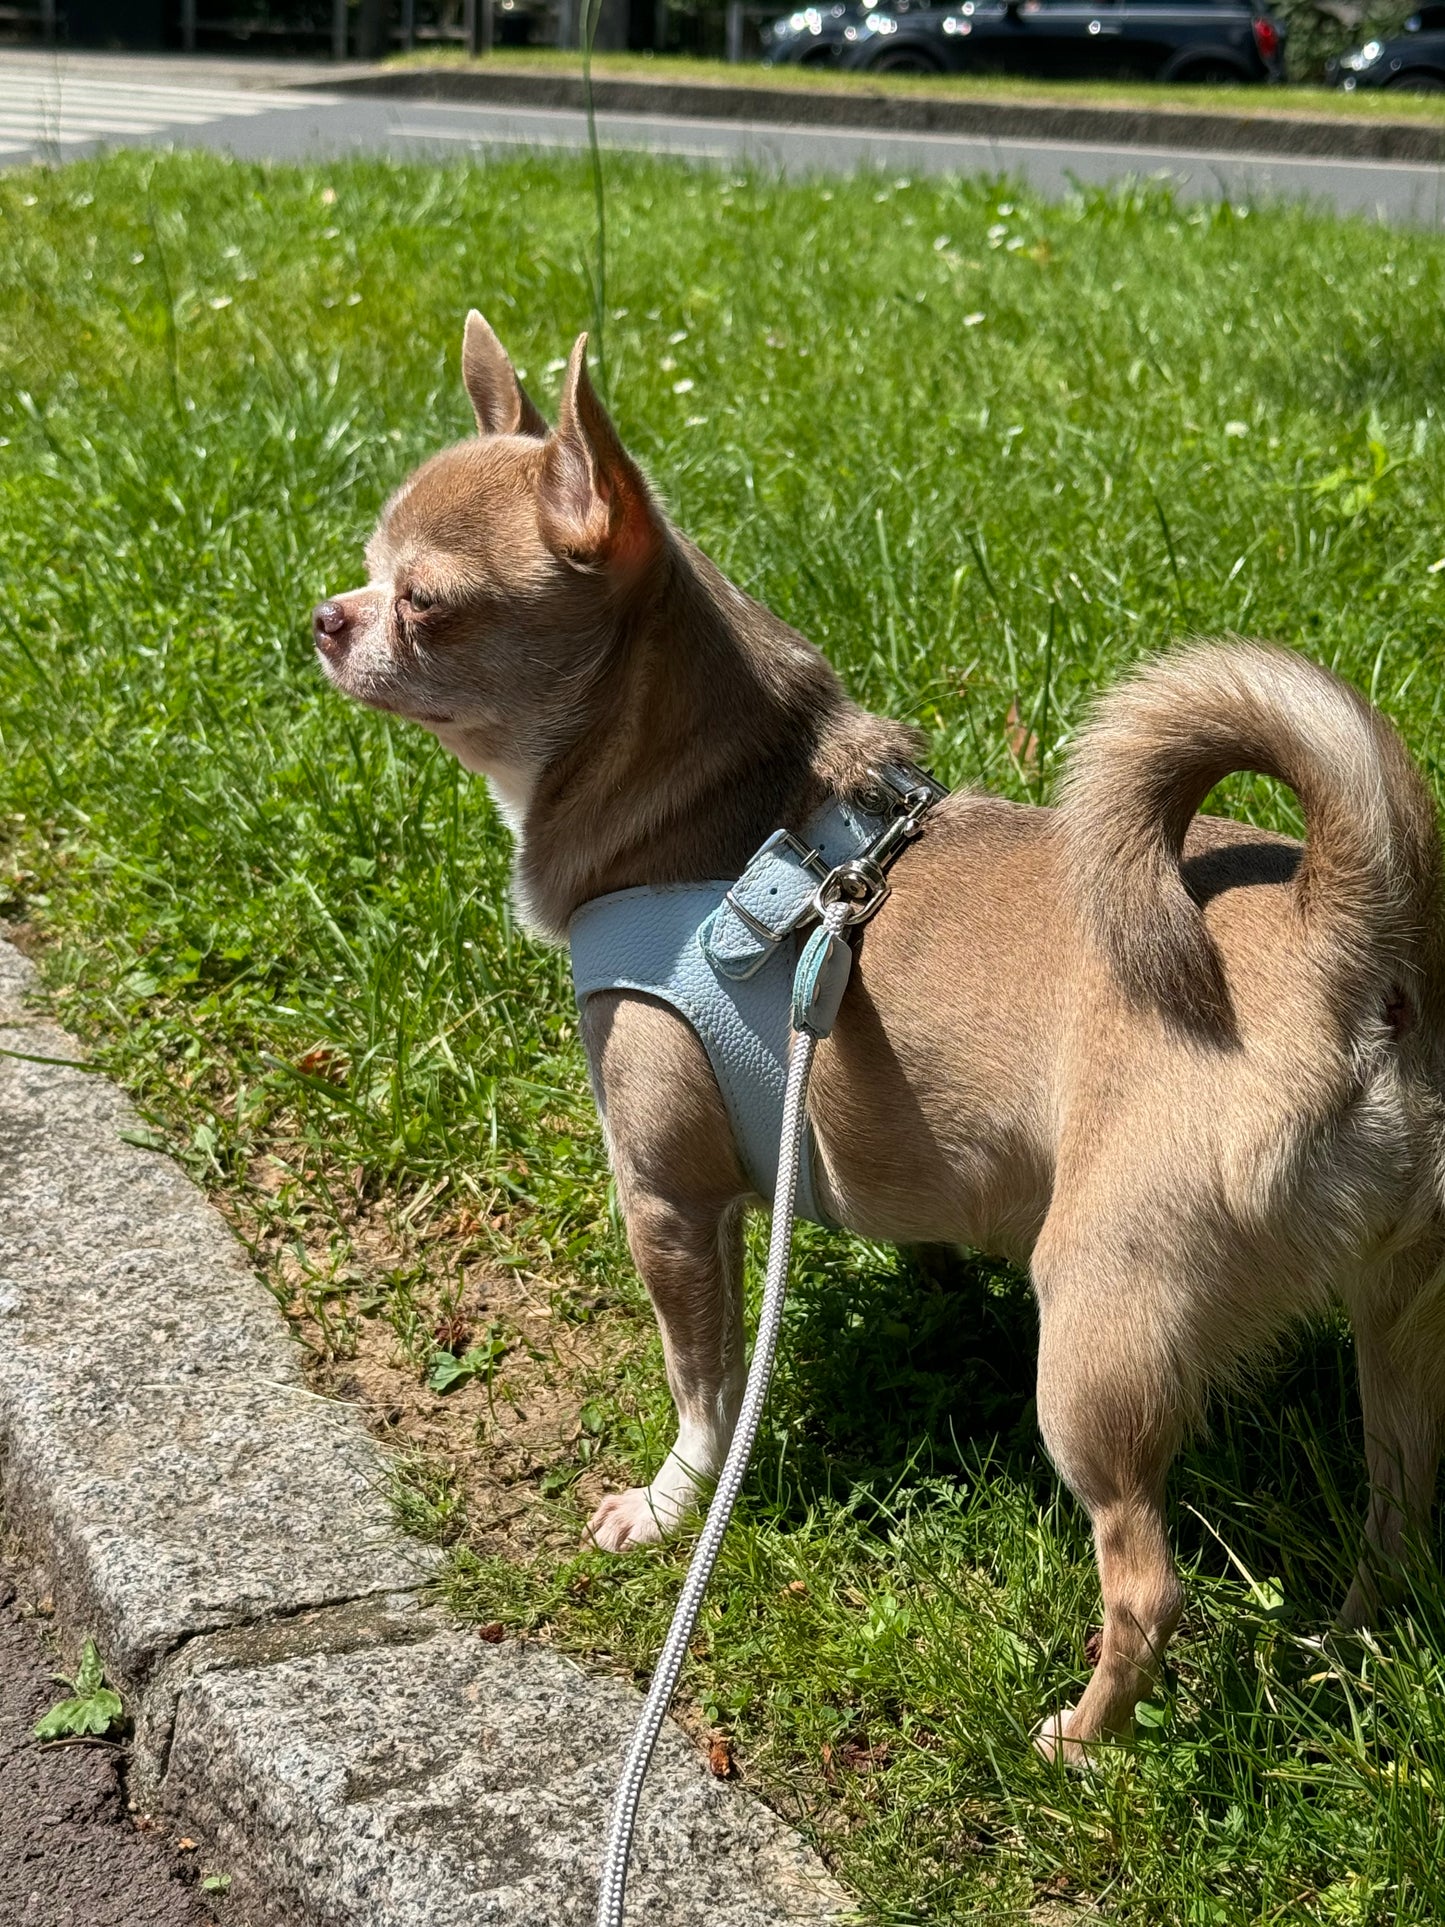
[328,674,454,728]
[371,693,457,726]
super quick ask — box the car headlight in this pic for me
[1342,38,1384,68]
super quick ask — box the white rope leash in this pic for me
[595,898,853,1927]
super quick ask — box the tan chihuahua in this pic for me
[314,311,1445,1759]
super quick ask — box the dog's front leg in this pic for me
[579,991,751,1555]
[585,1194,746,1552]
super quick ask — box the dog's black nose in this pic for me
[313,600,349,658]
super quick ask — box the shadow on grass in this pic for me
[765,1237,1425,1628]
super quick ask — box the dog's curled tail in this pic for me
[1058,639,1441,1035]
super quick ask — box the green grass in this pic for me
[388,44,1445,125]
[4,147,1445,1925]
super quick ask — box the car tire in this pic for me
[865,45,946,71]
[1166,57,1251,83]
[797,43,839,62]
[1388,69,1445,89]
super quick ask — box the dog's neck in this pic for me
[459,533,918,939]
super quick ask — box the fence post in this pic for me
[556,0,578,45]
[40,0,56,44]
[358,0,387,57]
[465,0,494,53]
[332,0,348,60]
[725,0,744,61]
[181,0,196,51]
[401,0,415,51]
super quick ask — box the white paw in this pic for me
[1034,1707,1086,1767]
[583,1487,670,1552]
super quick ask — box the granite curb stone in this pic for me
[311,65,1445,165]
[0,939,430,1707]
[167,1633,849,1926]
[0,935,849,1924]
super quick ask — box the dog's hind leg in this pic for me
[1338,1260,1445,1630]
[1031,1243,1186,1762]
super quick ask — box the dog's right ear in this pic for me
[461,310,548,440]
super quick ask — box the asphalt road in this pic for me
[0,1561,215,1927]
[1,56,1443,225]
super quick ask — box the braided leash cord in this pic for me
[595,898,853,1927]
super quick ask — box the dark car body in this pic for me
[820,0,1284,82]
[1328,5,1445,90]
[763,1,906,64]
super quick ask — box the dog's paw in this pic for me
[583,1488,669,1553]
[1034,1707,1088,1767]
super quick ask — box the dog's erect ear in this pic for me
[537,333,661,572]
[461,310,548,440]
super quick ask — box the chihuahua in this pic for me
[314,311,1445,1758]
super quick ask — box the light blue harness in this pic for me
[569,788,917,1226]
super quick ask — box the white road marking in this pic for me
[0,73,338,154]
[387,121,732,160]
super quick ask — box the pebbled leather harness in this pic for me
[569,760,949,1223]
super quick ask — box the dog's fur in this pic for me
[314,312,1445,1759]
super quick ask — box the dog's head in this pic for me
[312,312,662,787]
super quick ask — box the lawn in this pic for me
[4,146,1445,1926]
[389,44,1445,126]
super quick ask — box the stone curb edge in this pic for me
[308,64,1445,165]
[0,936,848,1927]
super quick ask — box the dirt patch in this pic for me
[0,1560,221,1927]
[239,1154,642,1561]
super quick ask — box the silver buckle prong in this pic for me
[723,831,829,945]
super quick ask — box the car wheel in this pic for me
[866,46,945,71]
[1168,58,1249,83]
[797,42,840,63]
[1389,70,1445,90]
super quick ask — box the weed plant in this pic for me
[3,149,1445,1923]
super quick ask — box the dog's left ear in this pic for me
[461,310,549,439]
[538,333,661,572]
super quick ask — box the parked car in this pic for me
[763,1,907,64]
[1329,5,1445,90]
[828,0,1285,82]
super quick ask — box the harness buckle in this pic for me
[722,829,830,945]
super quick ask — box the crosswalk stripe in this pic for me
[0,105,240,127]
[0,82,326,113]
[0,123,161,141]
[0,71,340,154]
[0,93,268,117]
[0,79,333,114]
[0,107,190,125]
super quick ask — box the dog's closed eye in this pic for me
[398,585,440,620]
